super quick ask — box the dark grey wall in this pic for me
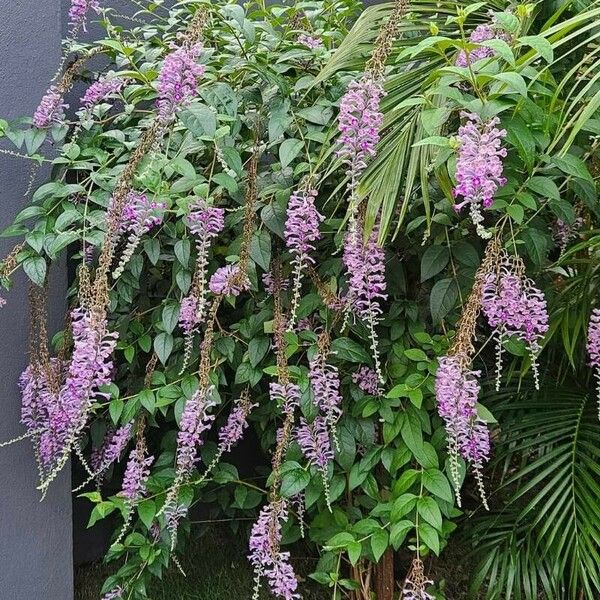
[0,2,73,600]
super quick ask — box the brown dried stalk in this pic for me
[0,243,24,279]
[449,236,502,365]
[366,0,409,80]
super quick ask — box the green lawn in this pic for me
[75,527,329,600]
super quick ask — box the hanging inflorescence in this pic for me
[587,308,600,418]
[455,22,510,68]
[481,251,549,390]
[453,112,507,238]
[402,558,435,600]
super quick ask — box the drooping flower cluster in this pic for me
[284,187,323,327]
[113,192,166,279]
[435,354,489,508]
[453,112,507,238]
[587,308,600,417]
[552,216,583,253]
[121,192,166,235]
[36,308,117,489]
[209,264,249,296]
[218,394,257,453]
[91,423,133,473]
[269,382,301,418]
[179,200,225,336]
[352,365,380,396]
[297,34,323,50]
[81,76,126,109]
[342,219,387,382]
[120,446,153,503]
[156,40,205,123]
[295,416,334,506]
[101,588,124,600]
[174,387,216,481]
[337,74,385,190]
[262,271,289,295]
[309,353,343,431]
[33,86,67,128]
[402,558,435,600]
[69,0,100,30]
[249,500,300,600]
[481,256,549,389]
[456,23,509,68]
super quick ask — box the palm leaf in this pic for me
[466,383,600,599]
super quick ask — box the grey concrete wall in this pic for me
[0,2,73,600]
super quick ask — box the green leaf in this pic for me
[179,103,217,138]
[549,154,593,183]
[404,348,428,362]
[154,333,174,365]
[422,469,453,503]
[430,278,458,323]
[492,72,528,97]
[370,529,389,562]
[519,35,554,63]
[279,138,303,169]
[331,338,372,363]
[481,39,515,65]
[506,204,524,224]
[162,303,179,334]
[280,468,310,497]
[22,256,47,286]
[391,493,418,522]
[417,497,443,531]
[174,239,191,267]
[109,398,124,425]
[347,541,362,566]
[420,245,449,282]
[527,176,561,200]
[419,523,440,555]
[390,520,413,550]
[248,337,270,367]
[137,499,156,529]
[250,230,271,271]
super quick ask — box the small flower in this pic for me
[209,265,249,296]
[262,272,289,295]
[186,199,225,239]
[33,86,67,128]
[91,423,133,472]
[297,34,323,50]
[552,216,583,253]
[81,76,126,109]
[101,587,124,600]
[69,0,100,31]
[157,41,205,123]
[295,416,333,471]
[352,366,380,395]
[455,23,509,68]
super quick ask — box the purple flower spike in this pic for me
[298,34,323,50]
[121,448,153,502]
[121,192,166,235]
[33,86,67,129]
[81,76,126,109]
[218,395,257,453]
[455,23,509,68]
[352,366,380,396]
[249,500,300,600]
[209,265,249,297]
[587,308,600,418]
[91,423,133,472]
[285,187,323,326]
[337,75,385,188]
[295,416,333,471]
[435,354,489,508]
[69,0,100,31]
[453,112,507,237]
[157,41,205,123]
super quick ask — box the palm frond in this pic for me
[466,383,600,599]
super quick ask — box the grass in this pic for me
[75,526,329,600]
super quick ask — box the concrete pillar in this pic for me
[0,2,73,599]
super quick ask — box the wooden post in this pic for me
[375,548,395,600]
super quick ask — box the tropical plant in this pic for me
[0,0,598,599]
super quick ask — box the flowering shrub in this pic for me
[0,1,599,599]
